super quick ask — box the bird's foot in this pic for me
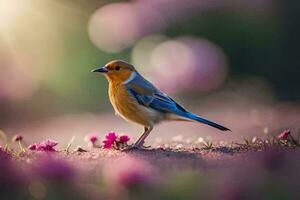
[121,143,151,151]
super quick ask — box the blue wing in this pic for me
[125,72,230,131]
[125,72,187,116]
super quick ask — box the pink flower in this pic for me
[106,131,117,141]
[89,135,98,143]
[119,134,130,143]
[102,131,117,149]
[28,144,37,151]
[278,130,291,140]
[36,139,58,152]
[85,134,100,147]
[86,134,98,145]
[102,139,113,149]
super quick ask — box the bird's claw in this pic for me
[121,143,151,151]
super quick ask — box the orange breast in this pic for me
[108,83,157,126]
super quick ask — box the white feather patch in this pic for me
[123,71,137,84]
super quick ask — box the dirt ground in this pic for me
[4,100,300,150]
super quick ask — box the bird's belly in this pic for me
[109,84,162,126]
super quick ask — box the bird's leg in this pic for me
[133,126,153,148]
[121,126,153,151]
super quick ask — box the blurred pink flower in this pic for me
[89,135,98,143]
[278,130,291,140]
[33,156,75,182]
[0,146,26,186]
[28,144,37,151]
[0,147,10,159]
[119,134,130,143]
[12,134,23,142]
[103,156,152,188]
[35,139,58,152]
[102,131,118,149]
[85,134,99,147]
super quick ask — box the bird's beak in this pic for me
[91,66,108,73]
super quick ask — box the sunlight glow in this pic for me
[0,0,27,30]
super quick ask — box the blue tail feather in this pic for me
[185,112,230,131]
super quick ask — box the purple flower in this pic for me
[0,147,26,187]
[119,134,130,143]
[103,156,152,188]
[36,139,58,152]
[278,130,291,140]
[12,134,23,142]
[0,147,10,160]
[33,156,75,182]
[119,168,148,187]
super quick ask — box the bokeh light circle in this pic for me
[88,3,140,53]
[0,56,39,101]
[131,35,168,75]
[149,36,228,94]
[88,2,165,53]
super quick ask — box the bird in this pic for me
[92,60,230,149]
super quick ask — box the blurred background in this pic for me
[0,0,299,146]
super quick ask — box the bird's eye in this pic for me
[115,66,120,71]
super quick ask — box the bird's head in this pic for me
[92,60,136,83]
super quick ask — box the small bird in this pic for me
[92,60,230,149]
